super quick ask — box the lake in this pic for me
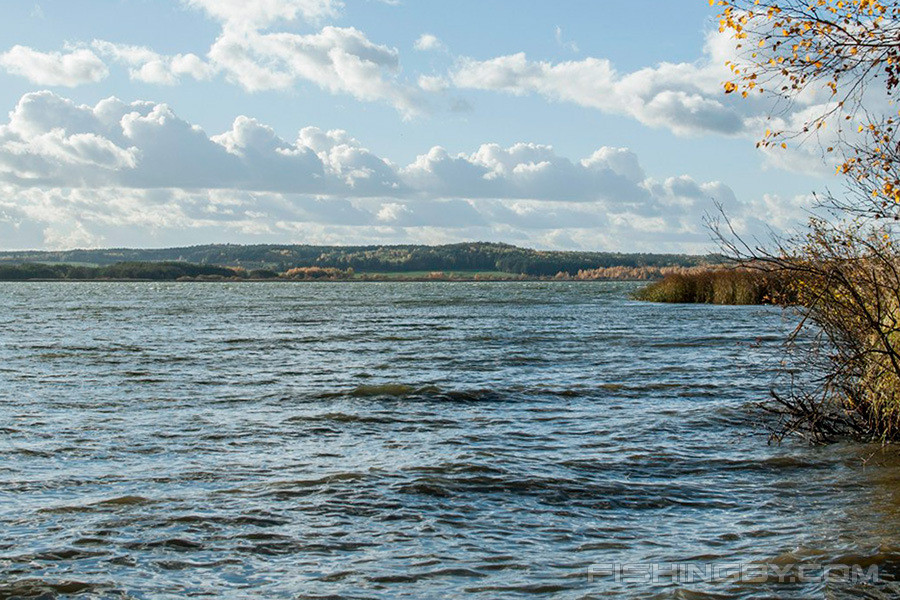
[1,281,899,599]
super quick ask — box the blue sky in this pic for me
[0,0,832,251]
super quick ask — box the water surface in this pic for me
[1,281,898,599]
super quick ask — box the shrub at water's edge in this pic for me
[637,247,900,443]
[633,268,789,305]
[281,266,354,280]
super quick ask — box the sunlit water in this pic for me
[2,281,900,599]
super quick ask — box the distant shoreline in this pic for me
[0,257,725,285]
[0,242,721,280]
[3,276,651,283]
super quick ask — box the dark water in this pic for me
[2,281,900,599]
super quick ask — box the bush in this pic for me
[280,266,353,280]
[765,222,900,442]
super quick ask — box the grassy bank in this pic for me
[633,268,788,305]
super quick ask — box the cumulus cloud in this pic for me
[446,27,859,154]
[0,91,808,252]
[43,221,103,250]
[0,91,402,194]
[400,142,652,204]
[414,34,445,52]
[92,41,216,85]
[208,26,424,116]
[183,0,342,30]
[0,91,659,202]
[0,1,422,116]
[417,75,449,93]
[0,1,844,144]
[0,1,820,132]
[179,0,424,115]
[0,45,108,86]
[447,31,785,137]
[451,53,746,137]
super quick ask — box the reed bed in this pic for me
[633,268,787,305]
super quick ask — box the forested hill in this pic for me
[0,243,722,277]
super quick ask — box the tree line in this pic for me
[0,243,720,277]
[0,262,251,281]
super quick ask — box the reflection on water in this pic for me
[0,281,898,599]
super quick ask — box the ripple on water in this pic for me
[0,281,896,599]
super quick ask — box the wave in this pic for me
[0,579,107,599]
[317,384,506,402]
[320,383,600,402]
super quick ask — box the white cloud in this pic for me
[417,75,449,92]
[209,26,425,116]
[400,142,653,204]
[43,221,103,249]
[3,128,138,171]
[0,6,845,144]
[0,46,107,87]
[0,91,734,210]
[0,0,803,132]
[451,49,747,137]
[1,1,422,116]
[0,91,809,252]
[414,34,445,52]
[0,91,400,194]
[183,0,342,30]
[178,0,425,115]
[581,147,645,183]
[0,181,749,252]
[446,26,862,148]
[92,41,216,85]
[554,26,578,53]
[448,31,769,137]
